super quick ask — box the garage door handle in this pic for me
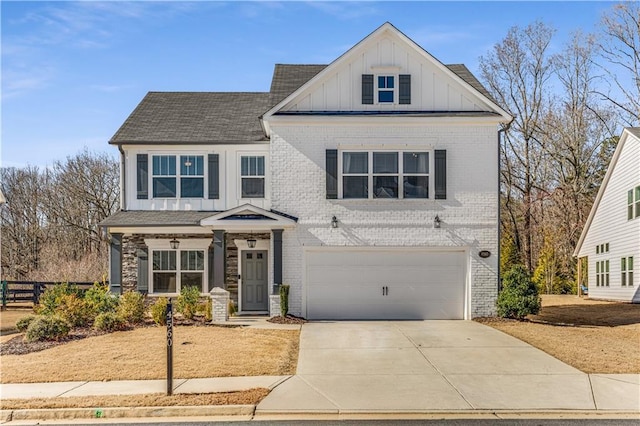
[382,286,389,296]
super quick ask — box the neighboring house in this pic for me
[101,22,511,319]
[574,127,640,302]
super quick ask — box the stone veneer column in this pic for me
[210,287,229,322]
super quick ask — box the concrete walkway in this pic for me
[1,320,638,419]
[257,321,640,413]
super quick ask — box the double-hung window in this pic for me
[377,76,395,103]
[342,151,429,199]
[152,155,204,198]
[180,155,204,198]
[153,155,177,198]
[152,249,205,294]
[596,260,609,287]
[628,186,640,220]
[241,156,265,198]
[621,256,634,287]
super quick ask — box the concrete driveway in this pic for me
[257,321,639,413]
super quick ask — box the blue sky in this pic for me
[2,1,615,168]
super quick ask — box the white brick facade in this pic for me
[269,122,500,318]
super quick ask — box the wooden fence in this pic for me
[0,281,102,308]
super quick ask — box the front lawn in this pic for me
[0,325,299,383]
[477,295,640,374]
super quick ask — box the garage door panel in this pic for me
[306,250,466,320]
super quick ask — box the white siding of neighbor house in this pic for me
[269,119,500,318]
[279,33,493,114]
[577,133,640,302]
[122,144,271,212]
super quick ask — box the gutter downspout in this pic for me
[118,145,126,211]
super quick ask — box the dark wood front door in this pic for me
[241,250,268,311]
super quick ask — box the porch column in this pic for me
[109,233,123,294]
[272,229,283,286]
[213,230,225,289]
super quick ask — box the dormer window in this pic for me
[377,76,395,103]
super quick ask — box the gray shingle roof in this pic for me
[269,64,327,106]
[99,210,218,227]
[110,92,271,145]
[445,64,497,106]
[626,127,640,138]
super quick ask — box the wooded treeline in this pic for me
[1,3,638,292]
[481,2,639,293]
[0,150,119,281]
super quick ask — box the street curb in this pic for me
[1,404,256,421]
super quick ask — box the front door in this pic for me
[241,250,268,311]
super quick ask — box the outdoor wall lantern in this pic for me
[479,250,491,258]
[331,216,339,228]
[169,238,180,250]
[434,215,441,228]
[247,239,257,248]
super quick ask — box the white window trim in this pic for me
[145,238,210,295]
[621,256,634,287]
[628,186,640,220]
[375,74,397,105]
[238,153,268,200]
[149,153,208,200]
[337,149,433,200]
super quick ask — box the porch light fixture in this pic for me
[169,238,180,250]
[434,215,441,229]
[331,216,338,228]
[247,239,257,248]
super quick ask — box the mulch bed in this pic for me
[0,327,108,356]
[267,315,307,324]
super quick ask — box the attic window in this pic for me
[378,76,395,103]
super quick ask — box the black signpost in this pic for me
[166,298,173,396]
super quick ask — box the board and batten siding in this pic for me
[268,121,500,318]
[280,35,492,113]
[122,144,270,212]
[578,134,640,302]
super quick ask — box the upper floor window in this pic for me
[151,155,204,198]
[377,76,395,103]
[628,186,640,220]
[341,151,429,199]
[241,156,265,198]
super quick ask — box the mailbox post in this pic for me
[166,298,173,396]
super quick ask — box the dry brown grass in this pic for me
[0,388,269,410]
[0,307,33,334]
[477,295,640,374]
[0,326,299,383]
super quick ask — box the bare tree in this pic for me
[597,1,640,125]
[480,21,556,272]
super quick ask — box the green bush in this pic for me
[118,291,145,324]
[151,297,169,325]
[279,284,290,317]
[85,283,118,315]
[176,286,200,320]
[57,293,94,327]
[94,312,127,332]
[197,300,212,321]
[25,316,70,342]
[36,282,80,316]
[497,265,541,319]
[16,315,38,333]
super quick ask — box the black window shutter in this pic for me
[136,154,148,199]
[435,150,447,200]
[399,74,411,104]
[208,154,219,199]
[136,248,149,293]
[326,149,338,199]
[362,74,374,105]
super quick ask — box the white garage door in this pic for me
[306,249,466,320]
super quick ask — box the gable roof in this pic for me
[269,64,327,107]
[573,127,640,256]
[110,92,271,145]
[263,22,511,121]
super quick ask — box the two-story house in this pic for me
[574,127,640,302]
[101,22,511,319]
